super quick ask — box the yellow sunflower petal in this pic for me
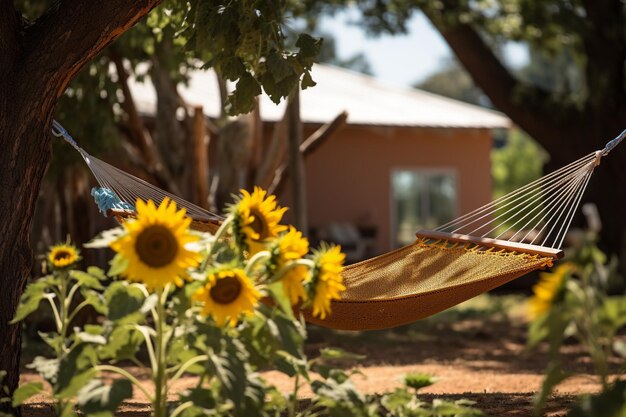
[194,269,261,327]
[110,198,201,291]
[47,243,80,269]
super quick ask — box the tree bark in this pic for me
[0,1,161,413]
[286,88,308,233]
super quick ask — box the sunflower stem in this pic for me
[244,250,271,275]
[169,355,209,385]
[95,365,153,401]
[269,259,315,284]
[65,281,81,311]
[44,295,62,335]
[170,401,193,417]
[58,271,70,353]
[154,286,169,417]
[288,372,300,417]
[203,216,233,269]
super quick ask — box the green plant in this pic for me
[12,188,484,417]
[527,232,624,414]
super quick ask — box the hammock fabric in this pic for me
[303,240,553,330]
[51,121,625,331]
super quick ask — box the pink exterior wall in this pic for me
[279,125,493,255]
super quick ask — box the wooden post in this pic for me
[192,106,210,209]
[287,87,308,234]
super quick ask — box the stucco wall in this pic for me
[279,125,493,256]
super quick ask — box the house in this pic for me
[129,64,510,257]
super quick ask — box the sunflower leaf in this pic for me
[12,382,44,406]
[10,279,52,323]
[267,281,294,320]
[104,282,144,323]
[77,378,132,416]
[107,254,128,278]
[70,270,104,290]
[99,325,143,361]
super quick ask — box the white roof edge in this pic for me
[128,62,511,129]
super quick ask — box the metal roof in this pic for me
[129,63,510,129]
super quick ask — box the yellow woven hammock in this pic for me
[52,121,625,330]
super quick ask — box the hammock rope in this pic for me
[51,120,625,330]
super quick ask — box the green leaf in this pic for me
[267,281,294,320]
[80,290,107,315]
[12,382,44,406]
[404,373,436,391]
[266,51,295,83]
[319,347,366,362]
[534,363,569,414]
[107,254,129,277]
[432,399,484,416]
[70,270,104,290]
[226,72,261,115]
[218,56,246,80]
[56,344,97,399]
[99,325,144,361]
[179,387,217,411]
[11,280,52,323]
[87,266,107,281]
[301,71,316,89]
[38,331,63,353]
[567,380,626,417]
[77,379,133,416]
[260,70,298,105]
[295,34,322,68]
[104,281,145,323]
[381,387,412,412]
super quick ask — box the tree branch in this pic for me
[422,6,583,155]
[20,0,161,99]
[268,111,347,195]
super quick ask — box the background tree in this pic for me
[416,58,488,107]
[318,0,626,266]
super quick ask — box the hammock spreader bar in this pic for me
[51,120,624,330]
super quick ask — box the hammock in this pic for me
[51,121,625,330]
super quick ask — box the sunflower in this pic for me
[47,243,80,269]
[110,198,201,290]
[275,227,309,304]
[528,263,572,320]
[193,269,261,327]
[234,187,287,254]
[310,245,346,319]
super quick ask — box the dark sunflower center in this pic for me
[210,276,242,305]
[249,208,269,240]
[54,250,72,261]
[135,225,178,268]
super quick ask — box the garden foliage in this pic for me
[10,188,483,417]
[527,231,626,415]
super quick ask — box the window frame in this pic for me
[389,167,459,248]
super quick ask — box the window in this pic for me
[392,170,457,247]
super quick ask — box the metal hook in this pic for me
[602,128,626,156]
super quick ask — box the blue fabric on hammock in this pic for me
[91,187,135,215]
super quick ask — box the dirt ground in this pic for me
[20,295,615,416]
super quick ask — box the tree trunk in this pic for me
[286,88,308,233]
[0,113,53,415]
[0,1,161,413]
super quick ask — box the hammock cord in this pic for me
[430,129,624,249]
[51,121,223,223]
[51,120,623,251]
